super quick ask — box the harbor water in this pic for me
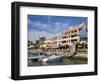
[28,56,87,66]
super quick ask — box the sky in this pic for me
[28,15,87,42]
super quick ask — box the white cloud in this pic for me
[28,29,54,42]
[62,23,68,27]
[28,19,69,42]
[54,22,61,26]
[52,22,69,33]
[28,19,48,30]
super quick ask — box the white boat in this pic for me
[42,55,63,64]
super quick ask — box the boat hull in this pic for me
[42,55,63,64]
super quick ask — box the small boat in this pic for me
[42,54,62,64]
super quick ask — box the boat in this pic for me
[42,54,63,64]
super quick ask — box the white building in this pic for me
[42,23,86,49]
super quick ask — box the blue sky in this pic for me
[28,15,87,42]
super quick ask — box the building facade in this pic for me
[42,23,86,49]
